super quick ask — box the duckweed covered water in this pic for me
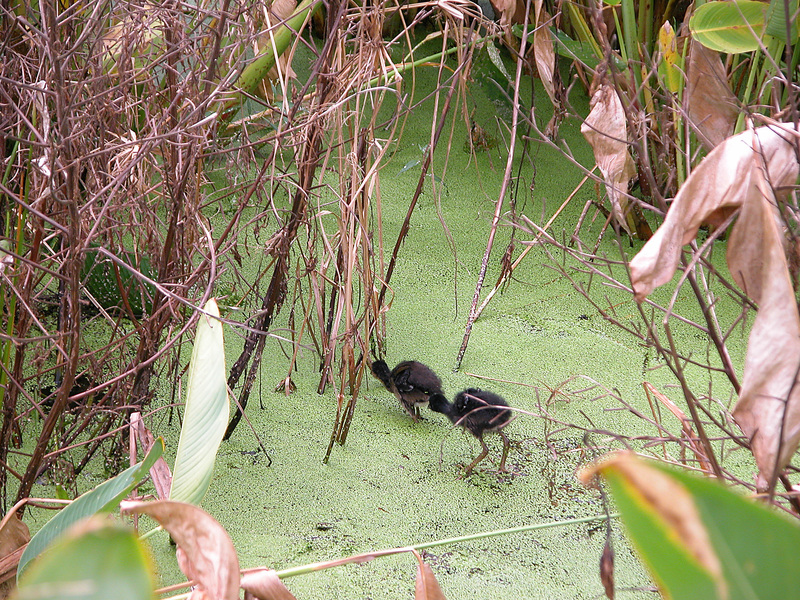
[26,32,753,600]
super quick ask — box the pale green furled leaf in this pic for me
[690,1,768,53]
[16,519,155,600]
[169,299,229,505]
[17,439,164,577]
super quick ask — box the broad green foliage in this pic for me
[169,298,229,506]
[690,1,769,53]
[17,440,164,577]
[16,521,155,600]
[597,455,800,600]
[690,0,799,53]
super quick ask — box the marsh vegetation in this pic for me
[2,0,800,597]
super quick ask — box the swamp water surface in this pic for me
[31,36,753,600]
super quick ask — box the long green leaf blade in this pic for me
[169,298,229,506]
[18,439,164,577]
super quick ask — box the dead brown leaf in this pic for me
[120,500,239,600]
[254,0,297,102]
[241,568,297,600]
[413,551,446,600]
[581,83,637,234]
[533,0,555,105]
[629,123,800,487]
[489,0,526,29]
[130,413,172,500]
[0,514,29,599]
[643,382,713,474]
[685,41,738,151]
[599,538,614,600]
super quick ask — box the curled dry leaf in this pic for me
[413,551,446,600]
[120,500,239,600]
[533,0,555,104]
[130,412,172,500]
[581,452,725,598]
[629,123,800,487]
[241,569,297,600]
[599,538,614,600]
[581,84,637,234]
[0,513,30,599]
[642,382,713,475]
[685,41,738,150]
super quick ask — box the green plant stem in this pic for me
[271,513,620,579]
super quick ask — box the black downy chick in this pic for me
[371,359,444,422]
[428,388,512,474]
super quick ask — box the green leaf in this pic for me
[594,454,800,600]
[17,520,155,600]
[169,299,229,506]
[550,29,602,70]
[18,439,164,577]
[690,0,768,53]
[600,463,721,599]
[764,0,800,42]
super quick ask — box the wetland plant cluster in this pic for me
[2,0,800,597]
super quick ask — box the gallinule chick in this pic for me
[428,388,512,474]
[371,359,444,422]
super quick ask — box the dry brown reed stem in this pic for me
[375,23,477,318]
[511,216,756,490]
[0,0,269,508]
[453,0,531,372]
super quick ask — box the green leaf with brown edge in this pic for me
[16,519,155,600]
[17,438,164,578]
[689,0,768,53]
[587,453,800,600]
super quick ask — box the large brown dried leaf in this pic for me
[241,569,297,600]
[413,551,446,600]
[121,500,239,600]
[532,0,555,104]
[629,123,800,486]
[489,0,526,28]
[685,41,738,151]
[0,514,29,599]
[581,84,636,234]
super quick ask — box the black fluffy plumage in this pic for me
[428,388,512,474]
[371,359,443,421]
